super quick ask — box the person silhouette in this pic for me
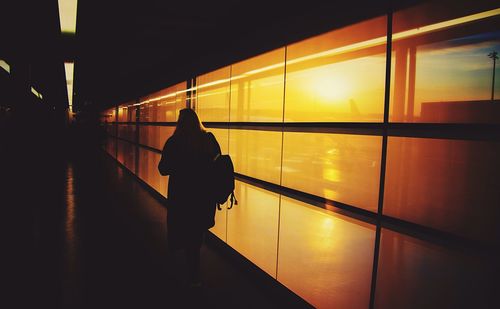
[158,108,221,288]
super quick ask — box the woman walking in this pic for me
[158,108,221,287]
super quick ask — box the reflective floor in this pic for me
[2,133,305,309]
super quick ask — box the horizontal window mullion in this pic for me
[235,172,377,224]
[200,122,499,140]
[137,122,177,126]
[234,172,494,253]
[137,143,162,154]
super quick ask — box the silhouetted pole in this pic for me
[488,51,498,100]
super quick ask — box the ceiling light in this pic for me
[58,0,78,34]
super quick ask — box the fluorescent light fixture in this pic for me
[0,60,10,73]
[64,62,74,111]
[31,87,43,100]
[58,0,78,34]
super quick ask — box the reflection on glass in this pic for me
[138,148,168,197]
[102,108,116,123]
[105,123,116,137]
[277,196,375,309]
[117,124,136,142]
[139,126,175,151]
[139,82,186,122]
[227,181,279,277]
[117,103,135,122]
[196,66,231,122]
[285,16,387,122]
[208,128,229,155]
[390,5,500,123]
[175,82,187,119]
[229,129,282,184]
[116,140,135,172]
[384,137,500,244]
[375,229,495,309]
[209,202,227,242]
[105,137,116,158]
[230,48,285,122]
[282,132,381,212]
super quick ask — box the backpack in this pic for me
[211,154,238,210]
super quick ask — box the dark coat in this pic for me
[158,131,221,249]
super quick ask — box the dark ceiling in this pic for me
[3,0,421,113]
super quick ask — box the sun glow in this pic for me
[310,72,353,102]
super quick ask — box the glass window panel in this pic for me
[196,66,231,122]
[138,148,168,197]
[105,137,116,158]
[209,202,227,242]
[105,123,116,137]
[117,102,135,122]
[117,124,136,142]
[390,4,500,123]
[102,108,116,123]
[139,95,150,122]
[116,140,136,172]
[384,137,500,244]
[208,128,229,155]
[230,48,285,122]
[375,229,497,309]
[138,125,175,151]
[118,105,128,122]
[227,181,279,277]
[139,82,186,122]
[151,86,175,122]
[174,82,187,118]
[277,196,375,309]
[282,132,382,212]
[285,16,387,122]
[229,129,282,184]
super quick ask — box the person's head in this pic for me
[174,108,205,137]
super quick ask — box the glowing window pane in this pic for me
[117,103,135,122]
[138,126,175,151]
[390,5,500,123]
[227,181,279,277]
[117,124,136,142]
[375,229,495,308]
[282,132,382,212]
[285,16,387,122]
[208,128,229,155]
[229,129,282,184]
[116,140,135,172]
[100,109,115,124]
[139,82,186,122]
[384,137,500,244]
[230,48,285,122]
[196,66,231,122]
[105,138,116,158]
[174,82,187,117]
[278,196,375,308]
[209,201,227,242]
[138,148,168,197]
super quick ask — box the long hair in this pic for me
[173,108,206,139]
